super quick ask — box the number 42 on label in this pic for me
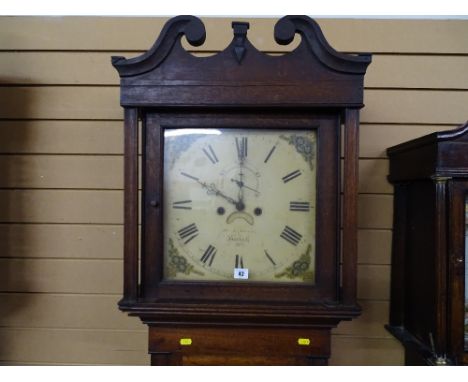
[233,268,249,279]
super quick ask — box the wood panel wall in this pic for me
[0,16,467,366]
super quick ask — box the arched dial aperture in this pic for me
[163,128,317,284]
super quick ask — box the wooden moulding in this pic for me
[112,15,371,108]
[121,108,139,305]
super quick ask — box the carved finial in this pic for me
[232,21,249,64]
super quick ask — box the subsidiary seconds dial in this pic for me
[163,128,317,284]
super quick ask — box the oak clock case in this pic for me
[112,15,371,365]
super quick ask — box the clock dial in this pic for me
[163,128,317,283]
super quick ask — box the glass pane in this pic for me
[163,128,317,284]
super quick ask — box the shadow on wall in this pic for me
[0,79,34,363]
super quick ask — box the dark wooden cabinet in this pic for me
[386,122,468,365]
[112,15,371,365]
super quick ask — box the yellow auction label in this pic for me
[179,338,192,346]
[297,338,311,346]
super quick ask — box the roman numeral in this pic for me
[200,245,217,266]
[280,225,303,246]
[289,201,310,212]
[202,145,219,164]
[282,170,302,183]
[177,223,199,244]
[172,200,192,210]
[264,250,276,266]
[180,172,199,181]
[264,145,277,163]
[235,254,244,268]
[236,137,248,160]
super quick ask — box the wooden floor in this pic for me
[0,16,467,365]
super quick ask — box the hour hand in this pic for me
[180,171,242,210]
[204,182,246,211]
[204,182,238,206]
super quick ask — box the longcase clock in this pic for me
[112,15,371,365]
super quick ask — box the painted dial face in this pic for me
[163,128,317,284]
